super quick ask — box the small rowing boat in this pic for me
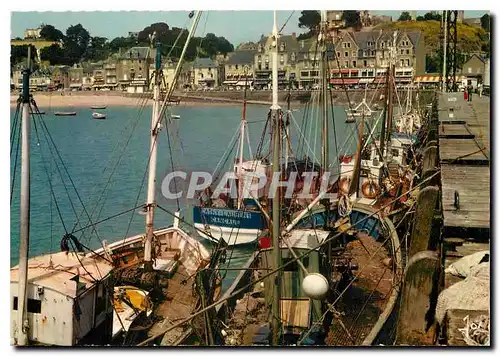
[92,112,106,120]
[54,111,77,116]
[91,105,107,109]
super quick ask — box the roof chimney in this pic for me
[292,32,296,39]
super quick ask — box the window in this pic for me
[343,42,347,48]
[468,67,472,73]
[352,51,356,57]
[347,42,351,48]
[336,52,341,58]
[352,60,357,67]
[235,65,239,69]
[401,49,404,55]
[400,60,404,67]
[291,53,296,61]
[13,297,42,314]
[345,52,348,57]
[304,62,308,69]
[363,60,367,67]
[368,71,374,77]
[258,64,262,70]
[310,70,319,76]
[407,59,410,66]
[258,55,262,63]
[139,67,142,71]
[391,149,400,157]
[265,63,269,70]
[362,71,367,77]
[138,60,142,64]
[371,50,376,56]
[280,54,284,64]
[301,71,309,77]
[199,73,204,78]
[381,42,385,48]
[344,61,349,67]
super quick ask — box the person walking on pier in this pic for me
[467,85,473,102]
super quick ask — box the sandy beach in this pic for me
[9,92,246,109]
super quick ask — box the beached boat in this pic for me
[92,112,106,120]
[11,12,219,347]
[54,111,77,116]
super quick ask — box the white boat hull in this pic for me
[194,223,260,245]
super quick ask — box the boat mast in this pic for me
[270,9,282,346]
[17,46,32,346]
[144,41,162,270]
[320,10,329,176]
[237,99,247,209]
[385,31,397,161]
[378,69,389,161]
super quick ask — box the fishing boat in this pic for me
[337,33,416,209]
[11,11,219,347]
[92,112,106,120]
[192,77,267,246]
[55,111,77,116]
[91,105,107,110]
[214,12,403,347]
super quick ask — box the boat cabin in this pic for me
[10,252,113,346]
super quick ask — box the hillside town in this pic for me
[10,10,490,95]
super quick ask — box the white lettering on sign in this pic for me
[200,208,252,220]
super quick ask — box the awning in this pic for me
[359,78,374,84]
[414,75,440,83]
[70,83,82,88]
[223,80,238,85]
[396,77,412,82]
[235,80,252,86]
[340,69,349,74]
[330,78,359,85]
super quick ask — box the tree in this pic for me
[298,10,321,33]
[64,24,91,64]
[342,11,361,29]
[85,36,108,61]
[416,16,425,21]
[138,22,170,45]
[40,44,67,65]
[480,14,490,32]
[108,36,137,53]
[40,24,65,42]
[398,12,412,22]
[423,12,441,21]
[11,45,37,66]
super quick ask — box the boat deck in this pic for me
[147,265,197,345]
[327,232,395,345]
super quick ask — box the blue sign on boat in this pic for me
[193,206,265,230]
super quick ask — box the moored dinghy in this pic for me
[55,111,77,116]
[92,112,106,120]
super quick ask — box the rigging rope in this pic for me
[138,169,440,345]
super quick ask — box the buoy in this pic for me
[302,273,329,300]
[339,177,351,194]
[362,181,380,199]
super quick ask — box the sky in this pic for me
[10,10,488,46]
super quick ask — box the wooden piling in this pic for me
[396,251,441,345]
[409,186,440,257]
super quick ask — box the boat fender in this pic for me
[339,177,351,194]
[60,233,84,253]
[361,181,380,199]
